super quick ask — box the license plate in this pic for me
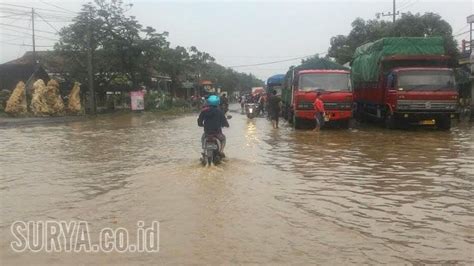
[206,143,218,149]
[419,120,435,125]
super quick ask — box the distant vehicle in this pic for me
[245,103,259,119]
[282,58,353,129]
[251,87,265,96]
[352,37,458,130]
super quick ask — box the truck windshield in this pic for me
[397,70,455,91]
[299,73,351,92]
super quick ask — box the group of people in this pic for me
[196,91,327,158]
[237,89,325,130]
[239,93,266,113]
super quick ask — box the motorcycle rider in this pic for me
[198,95,229,156]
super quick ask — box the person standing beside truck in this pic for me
[313,92,325,130]
[267,89,282,129]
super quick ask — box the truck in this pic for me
[266,74,285,95]
[282,58,353,129]
[351,37,458,129]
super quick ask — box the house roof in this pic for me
[2,51,171,85]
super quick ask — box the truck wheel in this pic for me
[437,117,451,131]
[340,120,350,129]
[293,116,302,129]
[354,104,366,123]
[384,114,397,129]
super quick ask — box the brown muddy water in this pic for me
[0,105,473,264]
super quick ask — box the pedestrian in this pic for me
[313,92,326,131]
[258,93,266,115]
[267,89,282,129]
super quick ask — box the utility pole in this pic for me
[87,9,96,115]
[376,0,399,22]
[24,8,37,113]
[392,0,396,23]
[31,8,36,65]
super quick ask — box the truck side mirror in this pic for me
[387,73,396,89]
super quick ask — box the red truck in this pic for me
[282,65,353,129]
[352,37,458,129]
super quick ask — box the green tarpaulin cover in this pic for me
[351,37,445,83]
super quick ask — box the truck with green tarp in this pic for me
[351,37,458,129]
[281,57,352,129]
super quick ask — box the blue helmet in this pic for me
[207,95,220,106]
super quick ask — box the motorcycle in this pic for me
[201,135,223,166]
[245,103,259,119]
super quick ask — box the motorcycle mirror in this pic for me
[226,115,232,119]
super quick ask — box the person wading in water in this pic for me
[313,92,325,131]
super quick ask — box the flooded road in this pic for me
[1,105,473,264]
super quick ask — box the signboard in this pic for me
[182,81,194,89]
[130,90,145,111]
[467,14,474,23]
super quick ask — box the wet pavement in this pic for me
[0,105,473,264]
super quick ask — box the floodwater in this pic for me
[0,105,473,264]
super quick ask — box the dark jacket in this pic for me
[198,106,229,134]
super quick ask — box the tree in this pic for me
[299,54,348,70]
[55,0,263,102]
[201,63,263,94]
[328,12,457,64]
[55,2,104,86]
[158,46,190,97]
[188,46,215,81]
[56,0,169,93]
[390,13,457,57]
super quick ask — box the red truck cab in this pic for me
[354,55,458,129]
[291,69,353,128]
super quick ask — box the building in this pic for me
[0,52,52,92]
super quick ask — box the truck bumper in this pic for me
[326,110,352,121]
[394,112,457,125]
[294,110,316,120]
[294,110,352,121]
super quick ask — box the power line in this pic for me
[0,2,75,15]
[0,40,53,47]
[0,6,75,20]
[1,35,27,43]
[228,53,326,68]
[0,7,33,15]
[0,12,29,18]
[453,30,471,37]
[397,0,413,10]
[39,0,76,14]
[0,22,57,34]
[397,0,410,8]
[1,31,58,41]
[399,0,418,11]
[35,11,60,33]
[454,24,469,35]
[0,26,34,36]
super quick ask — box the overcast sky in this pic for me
[0,0,472,81]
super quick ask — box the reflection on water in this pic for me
[0,109,473,264]
[259,127,473,263]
